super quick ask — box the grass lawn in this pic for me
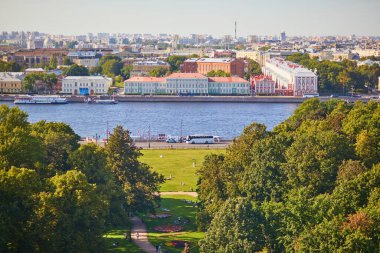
[140,149,225,192]
[141,194,204,253]
[103,227,143,252]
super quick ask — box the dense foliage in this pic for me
[0,60,22,72]
[287,53,380,94]
[62,64,89,76]
[197,99,380,253]
[245,59,262,79]
[22,73,58,94]
[148,66,170,77]
[207,70,231,77]
[0,105,163,252]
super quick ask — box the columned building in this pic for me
[124,73,250,95]
[61,76,112,95]
[262,58,318,96]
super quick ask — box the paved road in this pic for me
[130,216,156,253]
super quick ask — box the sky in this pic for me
[0,0,379,37]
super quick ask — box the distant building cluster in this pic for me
[124,73,250,95]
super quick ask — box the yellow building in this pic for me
[0,72,23,93]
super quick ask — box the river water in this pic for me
[0,102,298,140]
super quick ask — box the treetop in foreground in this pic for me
[198,99,380,253]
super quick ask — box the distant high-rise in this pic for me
[280,32,286,42]
[235,21,237,40]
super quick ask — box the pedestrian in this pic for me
[155,245,159,252]
[136,232,140,240]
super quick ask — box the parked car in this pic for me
[166,138,177,143]
[330,94,339,98]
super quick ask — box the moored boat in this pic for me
[14,95,68,104]
[95,99,118,104]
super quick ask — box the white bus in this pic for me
[186,135,214,144]
[303,93,319,98]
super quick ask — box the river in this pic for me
[0,102,298,140]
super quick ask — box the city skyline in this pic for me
[1,0,380,37]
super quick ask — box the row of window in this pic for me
[0,83,21,87]
[63,83,106,87]
[62,88,106,93]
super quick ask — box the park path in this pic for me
[160,191,198,197]
[130,192,198,252]
[130,216,156,253]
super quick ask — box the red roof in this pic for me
[208,76,248,83]
[167,73,207,79]
[124,76,165,82]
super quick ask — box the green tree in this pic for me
[63,64,89,76]
[32,121,80,173]
[148,66,169,77]
[196,154,227,230]
[0,105,42,168]
[35,170,109,253]
[22,74,37,93]
[166,55,188,72]
[245,59,262,79]
[62,57,73,65]
[49,56,58,69]
[105,125,164,214]
[0,167,44,252]
[101,59,123,77]
[199,198,266,253]
[207,70,231,77]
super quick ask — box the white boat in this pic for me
[14,95,68,104]
[94,99,118,104]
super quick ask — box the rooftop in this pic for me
[63,76,112,80]
[184,58,236,63]
[167,73,208,79]
[208,76,248,83]
[124,76,166,82]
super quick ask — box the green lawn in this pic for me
[141,194,204,253]
[140,149,225,192]
[103,227,143,252]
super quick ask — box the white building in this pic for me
[262,58,318,96]
[124,73,250,95]
[61,76,112,95]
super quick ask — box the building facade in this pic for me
[9,49,68,68]
[262,58,318,96]
[0,72,23,93]
[61,76,112,95]
[182,58,245,78]
[251,75,276,95]
[124,73,250,95]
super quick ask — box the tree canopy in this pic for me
[62,64,89,76]
[198,99,380,252]
[0,105,164,252]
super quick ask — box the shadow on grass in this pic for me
[103,228,143,253]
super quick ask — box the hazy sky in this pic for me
[1,0,379,36]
